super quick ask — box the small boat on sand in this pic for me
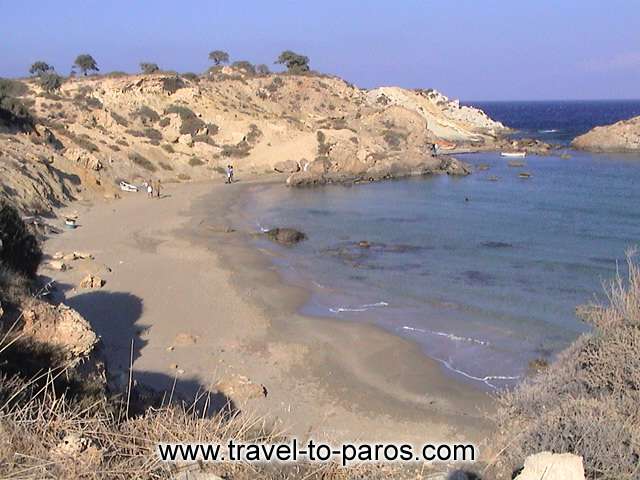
[119,181,139,192]
[501,151,526,158]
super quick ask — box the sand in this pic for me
[42,177,495,449]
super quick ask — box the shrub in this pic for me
[128,152,156,171]
[383,130,407,150]
[276,50,310,73]
[181,72,200,82]
[0,79,33,131]
[110,111,129,127]
[132,106,160,124]
[139,62,159,74]
[74,54,99,76]
[38,72,64,93]
[125,129,145,137]
[158,117,170,127]
[143,128,162,141]
[256,64,270,75]
[231,60,256,75]
[161,76,185,94]
[188,156,204,166]
[0,201,42,277]
[208,50,229,65]
[160,143,174,153]
[74,135,99,152]
[492,253,640,479]
[177,173,191,180]
[158,161,174,171]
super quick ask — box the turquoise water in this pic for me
[245,150,640,389]
[242,101,640,389]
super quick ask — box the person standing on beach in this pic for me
[156,179,161,198]
[226,165,234,184]
[147,179,153,198]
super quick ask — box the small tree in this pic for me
[74,54,99,76]
[256,64,270,75]
[39,72,64,93]
[275,50,310,73]
[29,61,53,77]
[208,50,229,65]
[140,62,160,74]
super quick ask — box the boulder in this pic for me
[21,302,99,364]
[178,133,194,147]
[79,274,105,289]
[515,452,585,480]
[273,160,300,173]
[263,228,307,245]
[48,260,68,271]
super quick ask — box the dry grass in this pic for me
[489,252,640,480]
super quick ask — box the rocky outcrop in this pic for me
[273,159,300,173]
[572,116,640,152]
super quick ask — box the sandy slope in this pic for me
[42,177,494,449]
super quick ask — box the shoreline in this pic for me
[42,176,495,448]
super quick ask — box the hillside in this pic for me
[1,69,507,214]
[572,115,640,152]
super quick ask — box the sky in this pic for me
[1,0,638,101]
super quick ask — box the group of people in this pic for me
[144,164,233,198]
[146,179,162,198]
[225,164,234,184]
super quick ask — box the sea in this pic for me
[241,100,640,390]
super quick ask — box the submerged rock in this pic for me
[263,228,307,245]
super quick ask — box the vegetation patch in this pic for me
[161,76,186,94]
[492,253,640,479]
[0,201,42,277]
[188,156,204,166]
[132,106,160,124]
[161,143,174,153]
[128,152,156,171]
[110,111,129,127]
[158,161,174,171]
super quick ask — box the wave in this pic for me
[401,326,490,346]
[433,357,520,389]
[539,129,559,133]
[329,301,389,313]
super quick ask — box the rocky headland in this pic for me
[1,69,512,215]
[572,115,640,152]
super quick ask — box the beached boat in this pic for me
[119,181,138,192]
[501,151,526,158]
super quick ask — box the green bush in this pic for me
[188,156,204,166]
[75,135,99,152]
[143,128,162,141]
[128,152,156,171]
[38,72,64,93]
[158,161,174,171]
[161,143,174,153]
[0,201,42,278]
[208,50,229,66]
[132,106,160,124]
[110,111,129,127]
[161,76,185,94]
[0,79,33,131]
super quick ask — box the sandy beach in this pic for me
[42,177,494,448]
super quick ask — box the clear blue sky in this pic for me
[1,0,638,100]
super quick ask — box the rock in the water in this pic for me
[273,159,300,173]
[79,274,105,289]
[264,228,307,245]
[572,115,640,152]
[440,157,471,176]
[515,452,585,480]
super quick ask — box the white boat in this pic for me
[119,181,139,192]
[501,151,526,158]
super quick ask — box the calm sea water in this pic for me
[241,101,640,389]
